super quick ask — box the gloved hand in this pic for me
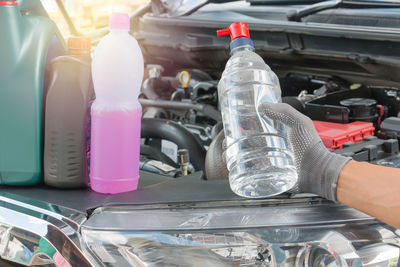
[259,102,351,201]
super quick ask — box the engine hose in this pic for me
[205,130,229,180]
[141,118,206,173]
[139,99,222,122]
[211,122,223,139]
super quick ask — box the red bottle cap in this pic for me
[68,37,91,55]
[0,1,18,5]
[217,22,250,40]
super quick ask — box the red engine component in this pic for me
[313,121,375,150]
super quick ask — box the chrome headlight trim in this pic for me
[83,200,374,231]
[81,200,400,266]
[0,192,93,266]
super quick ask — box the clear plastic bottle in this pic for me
[90,13,144,194]
[217,22,298,198]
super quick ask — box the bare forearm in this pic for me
[337,160,400,229]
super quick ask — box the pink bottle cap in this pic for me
[109,13,130,30]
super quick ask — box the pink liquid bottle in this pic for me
[90,13,144,194]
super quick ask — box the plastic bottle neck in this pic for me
[110,29,129,34]
[231,44,255,55]
[70,54,92,63]
[229,37,255,55]
[0,3,23,56]
[0,2,20,19]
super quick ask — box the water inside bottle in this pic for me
[219,49,298,198]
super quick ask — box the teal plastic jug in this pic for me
[0,0,65,185]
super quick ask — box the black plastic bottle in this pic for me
[44,37,94,188]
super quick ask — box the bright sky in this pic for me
[42,0,149,36]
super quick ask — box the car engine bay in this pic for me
[138,66,400,178]
[129,2,400,184]
[2,2,400,266]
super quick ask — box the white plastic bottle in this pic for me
[90,13,144,194]
[217,22,298,198]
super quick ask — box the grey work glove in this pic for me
[259,102,351,201]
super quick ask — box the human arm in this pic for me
[260,102,400,229]
[338,160,400,228]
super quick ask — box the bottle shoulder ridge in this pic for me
[51,55,91,66]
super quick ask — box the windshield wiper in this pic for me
[248,0,323,5]
[287,0,341,21]
[55,0,80,35]
[287,0,400,22]
[156,0,241,17]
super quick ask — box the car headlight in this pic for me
[81,201,400,266]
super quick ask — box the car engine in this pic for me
[138,65,400,179]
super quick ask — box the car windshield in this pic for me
[41,0,149,36]
[161,0,400,16]
[42,0,400,36]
